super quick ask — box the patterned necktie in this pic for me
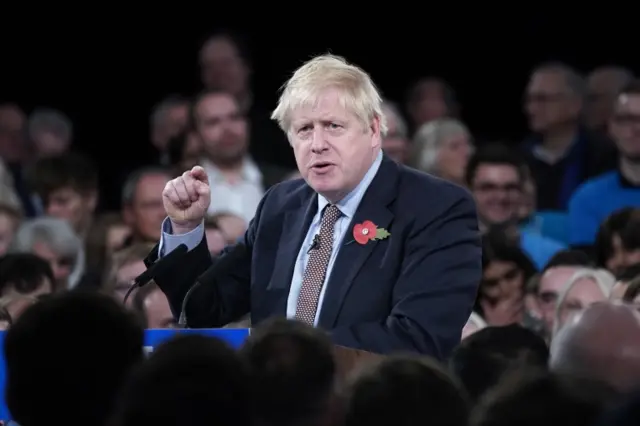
[295,204,341,325]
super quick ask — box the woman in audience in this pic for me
[477,233,538,328]
[552,268,614,336]
[410,118,474,186]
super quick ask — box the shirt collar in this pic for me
[317,150,383,219]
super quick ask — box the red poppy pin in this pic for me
[353,220,390,245]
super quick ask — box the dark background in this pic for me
[0,15,634,207]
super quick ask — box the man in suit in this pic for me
[147,54,482,358]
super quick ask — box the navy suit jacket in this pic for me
[147,156,482,358]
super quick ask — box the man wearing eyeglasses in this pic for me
[568,80,640,249]
[465,144,566,270]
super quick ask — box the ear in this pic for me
[122,204,134,226]
[370,115,382,148]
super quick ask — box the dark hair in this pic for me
[465,143,526,187]
[240,318,336,426]
[199,29,252,67]
[616,263,640,282]
[470,370,618,426]
[406,77,460,118]
[482,231,537,278]
[26,151,98,198]
[346,355,469,426]
[450,325,549,402]
[112,334,250,426]
[595,208,640,267]
[0,253,55,295]
[4,291,144,426]
[619,79,640,96]
[166,131,189,167]
[542,249,594,272]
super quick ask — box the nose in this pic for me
[310,128,329,153]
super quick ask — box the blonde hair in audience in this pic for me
[411,118,472,174]
[552,268,615,337]
[271,54,387,139]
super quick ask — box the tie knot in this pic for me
[322,204,341,225]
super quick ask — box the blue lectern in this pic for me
[0,328,250,421]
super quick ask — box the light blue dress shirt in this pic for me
[158,151,383,325]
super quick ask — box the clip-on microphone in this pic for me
[123,244,188,305]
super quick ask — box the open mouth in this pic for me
[311,162,334,172]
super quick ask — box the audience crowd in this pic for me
[0,30,640,426]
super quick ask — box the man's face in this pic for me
[45,187,96,233]
[199,37,249,99]
[195,93,248,166]
[471,164,521,226]
[205,228,226,255]
[610,94,640,161]
[32,241,73,290]
[289,87,381,203]
[124,173,170,242]
[537,266,580,334]
[524,70,581,133]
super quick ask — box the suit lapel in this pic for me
[266,187,318,315]
[318,156,400,328]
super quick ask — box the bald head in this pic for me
[550,302,640,392]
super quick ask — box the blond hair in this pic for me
[271,54,387,137]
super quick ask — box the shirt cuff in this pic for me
[158,217,205,258]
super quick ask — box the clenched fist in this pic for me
[162,166,211,234]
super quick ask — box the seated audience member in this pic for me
[610,263,640,301]
[380,100,411,164]
[410,118,474,186]
[132,282,175,328]
[0,253,55,321]
[470,370,618,426]
[9,216,92,289]
[550,302,640,392]
[167,130,201,175]
[240,318,337,426]
[477,232,537,327]
[344,355,469,426]
[26,153,99,270]
[0,159,22,213]
[462,312,488,340]
[102,242,156,306]
[568,80,640,248]
[4,291,144,426]
[534,250,594,339]
[594,207,640,274]
[405,77,459,132]
[449,325,549,403]
[466,144,566,269]
[111,334,251,426]
[551,268,614,335]
[0,203,21,256]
